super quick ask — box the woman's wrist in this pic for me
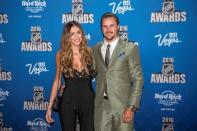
[48,102,53,109]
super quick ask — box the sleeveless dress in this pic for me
[59,67,95,131]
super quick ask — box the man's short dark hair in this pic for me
[100,12,119,26]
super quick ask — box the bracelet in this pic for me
[130,105,137,112]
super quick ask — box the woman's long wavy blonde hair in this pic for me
[59,21,93,77]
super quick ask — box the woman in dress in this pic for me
[46,21,95,131]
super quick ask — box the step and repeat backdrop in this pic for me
[1,0,197,131]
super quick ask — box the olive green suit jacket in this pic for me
[92,39,144,111]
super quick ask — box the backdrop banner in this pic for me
[1,0,197,130]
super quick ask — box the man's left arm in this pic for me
[122,44,144,123]
[127,44,144,110]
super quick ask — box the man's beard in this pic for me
[105,32,116,41]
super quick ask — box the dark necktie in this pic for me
[104,44,111,99]
[105,44,111,67]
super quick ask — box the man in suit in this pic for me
[92,12,144,131]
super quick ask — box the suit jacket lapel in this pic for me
[96,42,106,69]
[108,40,124,68]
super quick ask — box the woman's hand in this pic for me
[46,108,54,124]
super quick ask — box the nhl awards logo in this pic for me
[0,88,9,107]
[0,13,8,24]
[162,61,174,76]
[0,63,12,81]
[119,25,128,41]
[151,57,186,84]
[162,117,174,131]
[62,0,94,24]
[119,25,139,46]
[33,87,44,103]
[72,1,83,16]
[0,112,13,131]
[24,86,48,110]
[21,26,52,52]
[150,0,186,23]
[162,0,175,14]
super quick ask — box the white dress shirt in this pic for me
[101,37,119,61]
